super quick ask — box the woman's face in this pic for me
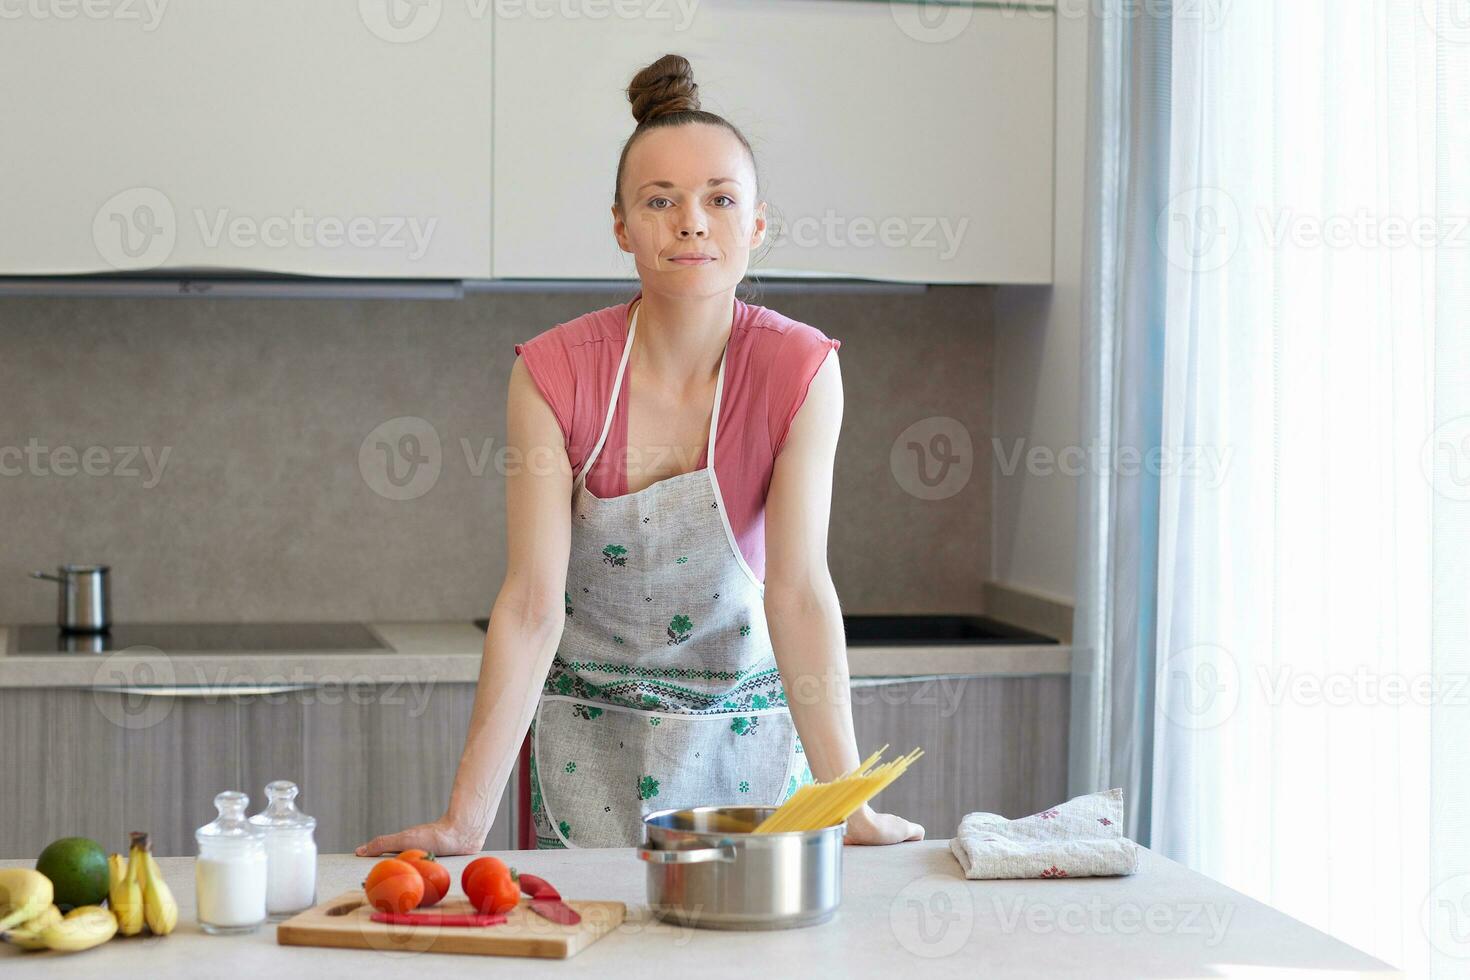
[613,123,766,299]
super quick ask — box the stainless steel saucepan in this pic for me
[638,804,843,930]
[30,563,111,632]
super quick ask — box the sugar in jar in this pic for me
[248,780,318,919]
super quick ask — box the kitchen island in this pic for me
[0,842,1397,978]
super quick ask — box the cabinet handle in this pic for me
[91,683,319,697]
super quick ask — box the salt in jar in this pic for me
[195,790,268,934]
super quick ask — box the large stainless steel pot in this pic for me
[638,804,842,930]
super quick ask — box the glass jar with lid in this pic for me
[194,790,268,934]
[248,780,318,919]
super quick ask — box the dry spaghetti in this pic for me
[752,744,924,833]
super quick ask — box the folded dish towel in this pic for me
[949,788,1140,879]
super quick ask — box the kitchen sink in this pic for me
[839,614,1056,646]
[472,614,1056,646]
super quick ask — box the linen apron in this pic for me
[529,303,814,849]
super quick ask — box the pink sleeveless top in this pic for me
[513,290,841,583]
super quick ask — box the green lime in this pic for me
[35,837,109,911]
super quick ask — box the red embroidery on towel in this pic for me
[1040,866,1068,878]
[1038,809,1060,820]
[1098,817,1113,826]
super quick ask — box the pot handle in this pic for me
[637,844,738,865]
[31,571,63,583]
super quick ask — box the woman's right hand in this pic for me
[355,816,485,857]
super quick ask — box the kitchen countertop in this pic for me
[0,843,1395,978]
[0,622,1072,689]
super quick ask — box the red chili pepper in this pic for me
[370,911,508,927]
[517,873,561,901]
[529,898,581,926]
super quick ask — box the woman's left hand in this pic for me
[843,804,925,845]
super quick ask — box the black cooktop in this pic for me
[12,622,388,655]
[472,614,1056,646]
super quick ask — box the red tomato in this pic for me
[412,859,450,907]
[462,857,519,915]
[363,858,424,914]
[460,856,508,896]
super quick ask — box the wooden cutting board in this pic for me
[277,890,626,959]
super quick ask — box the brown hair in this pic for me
[613,53,762,215]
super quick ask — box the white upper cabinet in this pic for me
[0,2,494,278]
[493,0,1055,284]
[0,2,1053,284]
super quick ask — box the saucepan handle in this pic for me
[637,844,738,865]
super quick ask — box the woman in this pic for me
[358,54,924,854]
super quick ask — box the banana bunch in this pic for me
[128,831,177,936]
[4,905,117,952]
[108,849,144,936]
[2,868,121,953]
[0,868,53,931]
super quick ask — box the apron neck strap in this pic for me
[577,303,638,485]
[575,301,731,487]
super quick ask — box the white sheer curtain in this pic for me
[1070,0,1174,846]
[1079,0,1470,974]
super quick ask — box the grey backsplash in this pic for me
[0,285,993,624]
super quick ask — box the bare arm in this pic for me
[764,348,924,846]
[357,356,572,856]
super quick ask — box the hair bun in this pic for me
[627,53,700,126]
